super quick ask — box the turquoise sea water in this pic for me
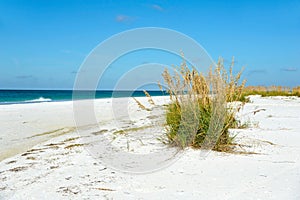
[0,90,167,105]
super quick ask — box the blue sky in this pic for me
[0,0,300,89]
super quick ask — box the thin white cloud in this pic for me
[151,4,164,11]
[16,75,35,79]
[281,67,297,72]
[115,15,134,23]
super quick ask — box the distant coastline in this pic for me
[0,89,167,105]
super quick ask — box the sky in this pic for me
[0,0,300,89]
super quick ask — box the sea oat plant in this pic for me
[163,56,245,151]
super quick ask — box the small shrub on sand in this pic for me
[163,56,245,151]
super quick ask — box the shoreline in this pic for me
[0,90,168,106]
[0,96,170,162]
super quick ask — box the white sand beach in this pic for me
[1,95,300,199]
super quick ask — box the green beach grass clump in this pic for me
[162,56,245,151]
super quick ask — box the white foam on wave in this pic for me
[25,97,52,103]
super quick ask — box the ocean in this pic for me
[0,90,167,105]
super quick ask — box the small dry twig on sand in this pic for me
[95,187,115,191]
